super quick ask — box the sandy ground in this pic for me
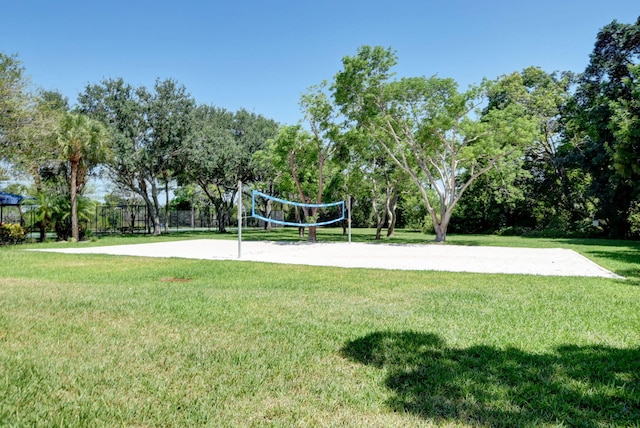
[35,239,623,279]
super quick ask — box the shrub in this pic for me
[496,226,529,236]
[0,223,26,245]
[629,202,640,239]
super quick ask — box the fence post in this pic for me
[238,181,242,259]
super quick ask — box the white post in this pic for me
[348,195,352,244]
[237,180,242,259]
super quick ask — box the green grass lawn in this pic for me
[1,229,639,426]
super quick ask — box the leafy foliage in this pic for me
[4,16,640,241]
[0,222,25,244]
[610,64,640,179]
[178,106,278,232]
[565,17,640,238]
[0,53,29,156]
[56,112,109,241]
[78,78,195,235]
[454,67,591,234]
[333,46,538,241]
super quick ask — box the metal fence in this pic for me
[0,206,29,225]
[94,205,220,234]
[2,203,285,237]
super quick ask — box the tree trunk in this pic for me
[342,199,348,236]
[32,174,47,242]
[39,222,46,242]
[294,206,305,237]
[70,159,79,242]
[386,189,398,237]
[216,206,227,233]
[373,200,384,239]
[431,208,453,242]
[130,211,136,233]
[151,206,162,235]
[164,175,169,234]
[434,223,447,242]
[308,226,317,242]
[264,198,273,231]
[150,180,162,236]
[375,223,384,240]
[372,175,385,240]
[137,182,161,236]
[37,194,46,243]
[303,206,317,242]
[18,205,25,227]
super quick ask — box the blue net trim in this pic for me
[251,190,345,227]
[252,190,343,208]
[251,214,344,227]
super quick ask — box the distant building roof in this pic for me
[0,191,33,206]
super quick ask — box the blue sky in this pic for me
[2,1,639,125]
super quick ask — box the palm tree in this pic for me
[33,191,55,242]
[57,113,110,241]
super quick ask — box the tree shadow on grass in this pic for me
[579,249,640,282]
[341,331,640,427]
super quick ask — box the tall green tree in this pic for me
[509,68,588,230]
[178,106,278,232]
[0,52,29,159]
[179,105,236,232]
[78,78,195,235]
[343,127,406,239]
[267,125,320,240]
[455,67,588,234]
[565,17,640,237]
[9,90,65,189]
[251,142,282,231]
[333,46,537,241]
[610,64,640,180]
[297,82,343,242]
[148,79,196,232]
[57,112,110,241]
[610,64,640,237]
[6,90,68,240]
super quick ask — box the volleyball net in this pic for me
[251,190,345,227]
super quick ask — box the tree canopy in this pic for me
[78,77,195,235]
[2,15,640,240]
[178,105,278,232]
[565,17,640,237]
[333,46,538,241]
[0,53,29,154]
[56,112,110,241]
